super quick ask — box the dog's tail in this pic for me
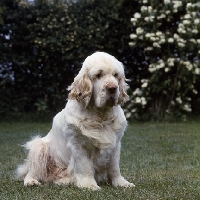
[15,136,49,181]
[15,162,29,181]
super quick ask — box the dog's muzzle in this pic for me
[106,82,118,94]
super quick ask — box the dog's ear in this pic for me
[68,70,93,107]
[118,77,129,105]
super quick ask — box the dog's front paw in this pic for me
[112,176,135,188]
[81,183,101,191]
[76,177,101,190]
[54,177,71,185]
[24,178,41,186]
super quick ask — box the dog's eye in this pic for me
[96,73,102,79]
[114,73,118,78]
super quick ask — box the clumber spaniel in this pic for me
[16,52,134,190]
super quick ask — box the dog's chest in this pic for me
[90,147,113,168]
[78,117,124,149]
[66,106,127,149]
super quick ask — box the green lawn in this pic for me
[0,121,200,199]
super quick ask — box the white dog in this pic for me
[16,52,134,190]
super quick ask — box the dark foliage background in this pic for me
[0,0,199,120]
[0,0,145,118]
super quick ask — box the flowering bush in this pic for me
[126,0,200,120]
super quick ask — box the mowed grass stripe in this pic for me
[0,122,200,199]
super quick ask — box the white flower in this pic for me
[165,68,169,72]
[136,27,144,35]
[141,79,148,83]
[159,38,166,44]
[197,39,200,44]
[134,12,141,18]
[167,58,175,66]
[194,68,200,75]
[156,62,165,69]
[183,20,190,25]
[178,22,185,28]
[143,0,148,3]
[173,33,179,39]
[141,97,147,105]
[131,108,137,113]
[135,97,141,103]
[168,60,175,66]
[171,100,175,105]
[130,34,137,39]
[194,18,200,24]
[179,38,186,43]
[148,6,152,12]
[168,38,174,43]
[191,12,196,17]
[126,112,131,118]
[189,39,196,43]
[193,89,198,94]
[176,97,182,104]
[144,17,150,22]
[145,33,151,38]
[133,88,142,96]
[149,16,155,22]
[183,61,193,71]
[183,104,192,112]
[173,9,178,13]
[173,1,182,8]
[141,6,148,12]
[157,14,166,19]
[186,97,191,101]
[156,31,162,36]
[153,42,161,48]
[186,3,192,8]
[149,68,155,72]
[158,59,164,63]
[164,0,171,4]
[186,64,193,71]
[192,29,198,34]
[150,36,156,41]
[129,42,135,46]
[178,42,185,47]
[184,14,191,19]
[168,58,175,63]
[150,33,155,36]
[145,47,153,51]
[131,18,137,22]
[149,63,156,72]
[178,28,186,34]
[141,82,148,88]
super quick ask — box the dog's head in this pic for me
[68,52,129,108]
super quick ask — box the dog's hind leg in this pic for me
[24,173,41,186]
[22,136,49,186]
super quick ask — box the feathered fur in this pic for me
[16,52,134,190]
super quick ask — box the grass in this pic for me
[0,121,200,199]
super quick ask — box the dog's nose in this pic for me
[107,85,118,94]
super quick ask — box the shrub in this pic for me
[0,0,140,116]
[126,0,200,121]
